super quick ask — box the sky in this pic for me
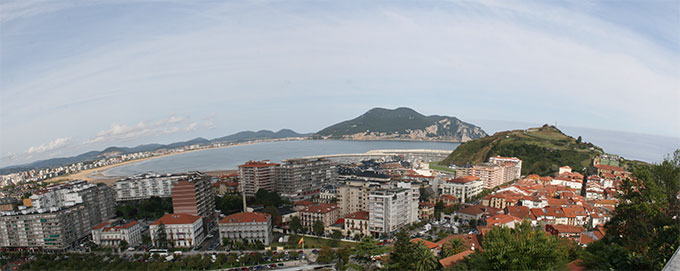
[1,0,679,167]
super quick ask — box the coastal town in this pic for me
[0,146,657,270]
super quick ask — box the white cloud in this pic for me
[84,115,190,144]
[26,137,71,154]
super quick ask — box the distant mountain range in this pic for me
[2,107,488,174]
[0,129,311,174]
[314,107,487,142]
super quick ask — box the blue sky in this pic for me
[1,0,679,167]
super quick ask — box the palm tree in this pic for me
[413,244,439,271]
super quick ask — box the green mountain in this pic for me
[314,107,487,142]
[440,125,604,176]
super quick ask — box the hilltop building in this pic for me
[439,176,483,203]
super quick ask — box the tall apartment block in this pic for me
[368,188,412,236]
[112,172,197,201]
[0,180,114,250]
[488,156,523,182]
[171,173,216,226]
[238,161,280,197]
[278,158,337,201]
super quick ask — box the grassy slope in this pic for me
[440,125,604,176]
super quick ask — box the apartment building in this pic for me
[369,188,412,235]
[336,179,379,216]
[91,221,142,247]
[238,161,280,197]
[171,174,215,219]
[0,204,90,250]
[112,172,196,201]
[343,211,370,238]
[278,158,337,201]
[150,213,204,248]
[396,182,420,224]
[299,203,339,230]
[439,176,483,203]
[466,163,504,189]
[488,156,522,182]
[218,212,272,245]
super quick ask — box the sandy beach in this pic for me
[43,138,306,186]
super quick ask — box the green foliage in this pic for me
[155,222,168,248]
[442,126,601,176]
[581,150,680,270]
[457,222,570,270]
[413,242,440,271]
[313,220,325,236]
[352,237,387,270]
[254,189,284,207]
[388,229,439,271]
[440,238,466,259]
[215,194,243,215]
[115,196,173,220]
[264,205,281,225]
[317,246,336,263]
[289,216,302,233]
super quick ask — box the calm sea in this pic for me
[100,140,461,177]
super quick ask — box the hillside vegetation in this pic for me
[314,107,487,142]
[440,125,604,176]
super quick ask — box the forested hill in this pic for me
[440,125,604,176]
[314,107,487,142]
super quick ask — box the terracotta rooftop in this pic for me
[152,213,202,225]
[411,238,439,249]
[300,203,338,214]
[439,250,475,268]
[238,161,280,168]
[92,221,111,230]
[294,200,315,206]
[220,212,270,224]
[486,214,522,227]
[447,176,481,184]
[344,211,369,220]
[547,224,585,233]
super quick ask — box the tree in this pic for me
[335,246,352,271]
[576,136,582,144]
[352,237,386,270]
[119,240,128,249]
[155,222,168,248]
[434,201,445,220]
[412,243,439,271]
[289,216,302,233]
[313,220,325,236]
[330,230,342,247]
[264,206,281,225]
[317,246,335,264]
[581,150,680,270]
[387,229,418,271]
[440,238,465,258]
[457,221,570,270]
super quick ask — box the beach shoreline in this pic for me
[44,138,307,185]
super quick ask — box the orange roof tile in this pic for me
[439,250,475,268]
[344,211,369,220]
[220,212,270,224]
[411,238,439,249]
[152,213,202,225]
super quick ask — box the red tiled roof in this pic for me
[579,234,595,245]
[152,213,202,225]
[447,176,480,184]
[345,211,369,220]
[547,224,585,233]
[92,222,110,230]
[300,203,338,214]
[440,194,457,201]
[294,200,314,206]
[411,238,438,249]
[567,259,585,271]
[505,206,530,219]
[439,250,475,268]
[486,214,522,227]
[238,161,280,168]
[220,212,270,224]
